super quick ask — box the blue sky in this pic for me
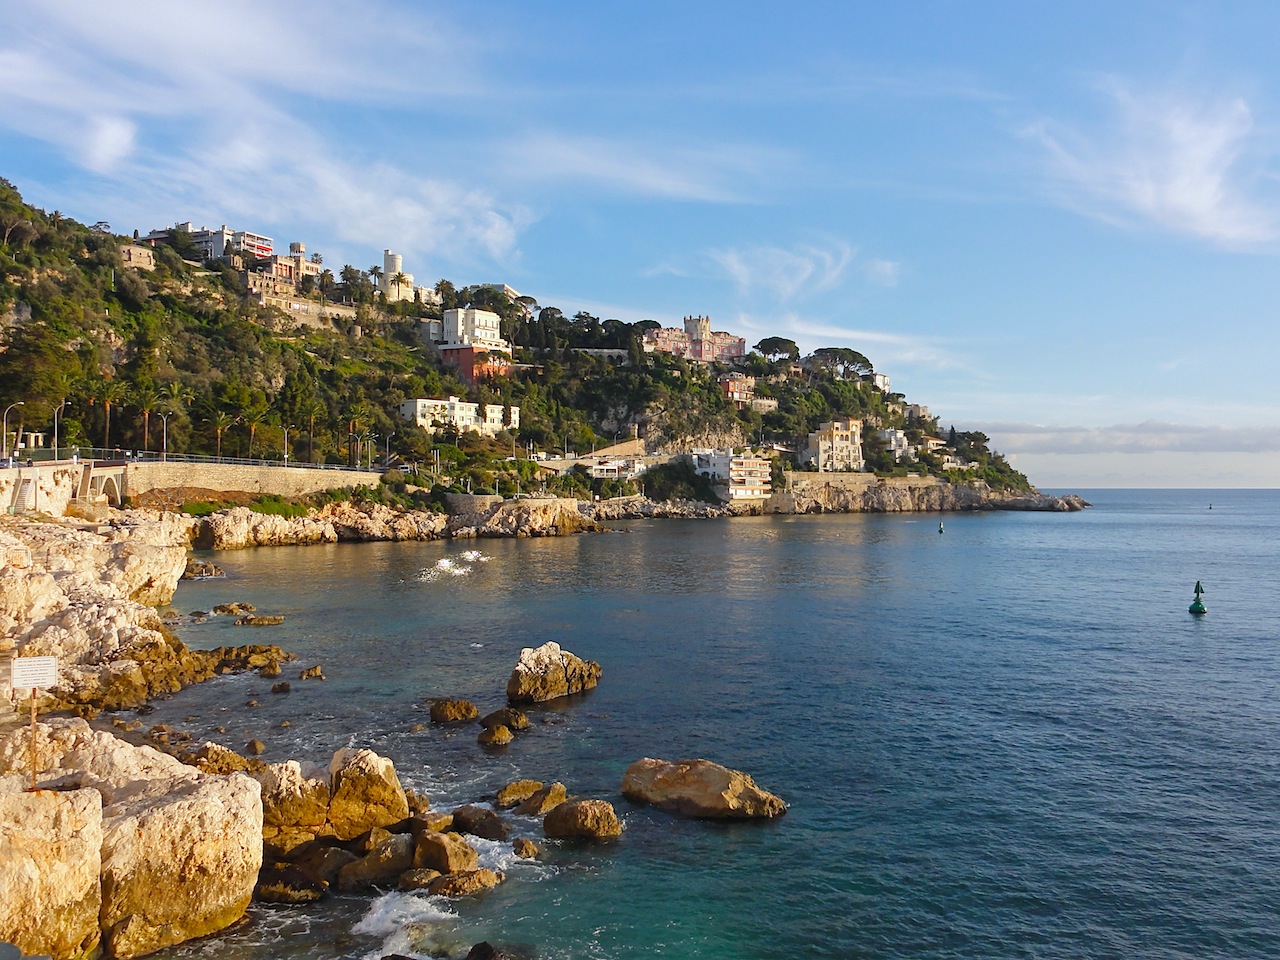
[3,1,1279,487]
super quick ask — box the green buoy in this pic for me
[1189,580,1207,616]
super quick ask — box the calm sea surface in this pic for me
[146,489,1280,959]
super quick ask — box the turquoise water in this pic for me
[148,490,1280,959]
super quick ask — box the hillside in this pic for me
[0,177,1032,498]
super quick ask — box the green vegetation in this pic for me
[0,177,1032,497]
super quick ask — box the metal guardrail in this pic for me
[2,449,384,473]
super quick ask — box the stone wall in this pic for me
[0,464,81,517]
[125,462,380,499]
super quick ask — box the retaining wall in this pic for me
[124,462,380,498]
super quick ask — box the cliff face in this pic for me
[0,512,196,709]
[770,475,1088,513]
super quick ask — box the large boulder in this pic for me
[254,760,331,852]
[495,779,542,809]
[427,868,504,898]
[506,641,602,704]
[0,778,104,960]
[0,719,263,960]
[620,757,787,819]
[451,804,509,841]
[543,799,623,840]
[327,748,410,841]
[514,781,566,816]
[430,698,479,723]
[336,834,414,891]
[413,831,479,874]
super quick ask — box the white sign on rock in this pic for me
[11,655,58,690]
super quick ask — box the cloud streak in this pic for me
[1027,79,1279,245]
[708,241,857,300]
[979,420,1280,455]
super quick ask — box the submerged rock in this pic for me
[620,757,787,819]
[429,698,479,723]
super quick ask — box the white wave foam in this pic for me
[471,835,555,881]
[459,549,490,563]
[353,891,457,960]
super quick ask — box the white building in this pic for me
[878,428,914,462]
[399,397,519,438]
[145,222,273,260]
[442,307,511,354]
[691,449,772,501]
[867,373,891,393]
[379,249,441,305]
[803,419,865,472]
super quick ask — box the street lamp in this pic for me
[282,425,291,465]
[52,399,66,461]
[2,401,25,460]
[159,412,172,462]
[385,431,394,466]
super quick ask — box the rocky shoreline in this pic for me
[0,482,1081,958]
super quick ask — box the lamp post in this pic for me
[52,399,66,461]
[2,401,24,460]
[159,412,172,462]
[385,431,394,466]
[282,425,291,465]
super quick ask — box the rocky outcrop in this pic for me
[771,476,1090,514]
[584,496,732,521]
[0,513,272,713]
[506,641,602,704]
[0,718,262,960]
[543,799,624,840]
[621,757,787,819]
[426,868,504,898]
[448,497,598,539]
[0,780,103,960]
[413,831,479,874]
[515,782,567,817]
[326,748,410,841]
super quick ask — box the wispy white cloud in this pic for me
[863,258,901,286]
[0,1,521,267]
[500,134,787,203]
[1026,79,1279,244]
[977,420,1280,455]
[708,241,857,300]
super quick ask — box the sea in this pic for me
[142,488,1280,960]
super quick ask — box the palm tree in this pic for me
[97,379,127,450]
[369,265,383,291]
[300,397,326,464]
[205,411,235,458]
[319,269,335,308]
[391,271,409,300]
[133,383,159,451]
[345,402,370,467]
[242,406,269,458]
[162,380,194,413]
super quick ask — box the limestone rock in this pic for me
[0,719,263,960]
[292,845,359,885]
[255,761,330,843]
[212,602,256,615]
[0,780,103,960]
[506,641,602,704]
[495,779,542,808]
[430,698,479,723]
[478,724,513,746]
[512,837,539,859]
[299,664,325,680]
[255,862,328,904]
[181,558,223,579]
[426,868,504,898]
[336,834,414,891]
[515,781,567,816]
[451,804,509,841]
[480,707,530,732]
[327,748,410,841]
[235,615,285,626]
[413,831,478,874]
[543,799,623,840]
[398,867,442,891]
[620,757,787,819]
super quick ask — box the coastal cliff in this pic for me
[769,475,1088,513]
